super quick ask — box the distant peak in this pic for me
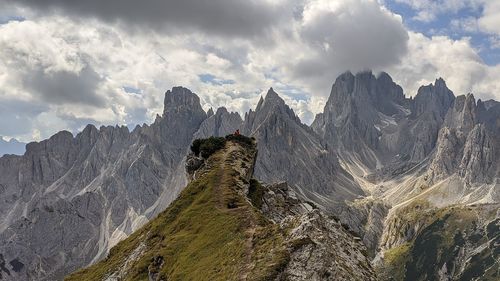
[163,86,204,117]
[263,87,285,106]
[266,87,279,99]
[253,88,292,118]
[337,71,354,81]
[377,71,393,82]
[435,77,446,87]
[207,107,215,117]
[215,107,229,115]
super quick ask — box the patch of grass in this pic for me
[379,242,411,281]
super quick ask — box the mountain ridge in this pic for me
[0,71,499,280]
[66,137,376,281]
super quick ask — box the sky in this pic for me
[0,0,500,143]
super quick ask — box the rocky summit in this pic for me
[0,71,499,281]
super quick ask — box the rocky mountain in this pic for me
[0,137,25,157]
[0,87,206,280]
[67,137,376,281]
[243,88,364,211]
[1,70,499,280]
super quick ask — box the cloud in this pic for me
[6,0,286,39]
[450,16,480,33]
[1,0,500,142]
[23,65,105,106]
[278,0,409,93]
[478,2,500,35]
[387,32,500,100]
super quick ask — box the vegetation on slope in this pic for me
[378,203,500,281]
[190,134,254,159]
[66,137,290,281]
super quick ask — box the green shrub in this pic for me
[191,137,226,159]
[225,134,254,147]
[190,139,204,156]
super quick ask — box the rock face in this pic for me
[0,87,207,280]
[337,199,390,255]
[259,182,376,281]
[429,93,499,184]
[312,71,454,172]
[243,88,364,210]
[67,139,376,281]
[194,107,242,139]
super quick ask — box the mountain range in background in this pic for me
[0,71,498,281]
[0,137,26,157]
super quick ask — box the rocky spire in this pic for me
[429,93,499,183]
[159,87,207,147]
[207,107,215,118]
[194,107,243,139]
[412,78,455,119]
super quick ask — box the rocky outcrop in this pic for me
[459,124,497,183]
[259,182,377,281]
[429,94,499,184]
[337,199,390,255]
[377,203,500,281]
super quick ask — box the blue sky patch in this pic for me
[123,86,142,95]
[0,16,25,25]
[385,1,500,66]
[199,74,235,86]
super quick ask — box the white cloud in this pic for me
[387,32,500,100]
[478,1,500,35]
[450,16,480,33]
[0,0,500,142]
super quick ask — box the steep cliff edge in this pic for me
[66,137,375,281]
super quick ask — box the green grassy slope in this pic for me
[66,139,290,281]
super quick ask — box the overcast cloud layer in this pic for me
[0,0,499,142]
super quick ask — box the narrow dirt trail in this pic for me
[213,142,258,281]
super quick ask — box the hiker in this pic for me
[234,129,240,136]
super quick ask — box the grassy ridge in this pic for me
[66,140,289,281]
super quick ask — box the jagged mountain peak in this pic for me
[194,106,243,139]
[215,106,229,115]
[249,87,300,124]
[412,77,455,118]
[255,87,286,111]
[207,107,215,117]
[163,86,205,117]
[434,77,447,87]
[443,93,478,132]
